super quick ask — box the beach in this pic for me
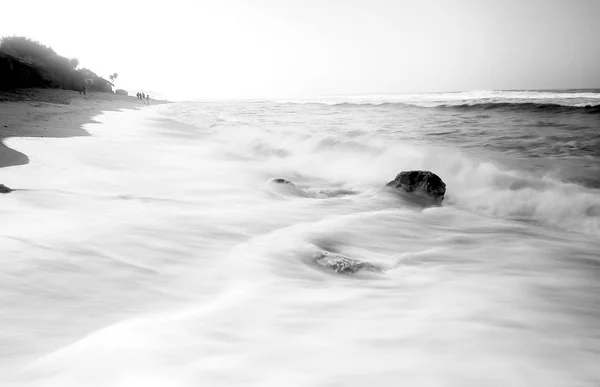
[2,0,599,384]
[0,89,158,169]
[0,91,599,386]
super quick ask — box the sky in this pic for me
[2,0,599,100]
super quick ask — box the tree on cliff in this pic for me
[0,36,57,63]
[1,36,81,90]
[109,73,118,83]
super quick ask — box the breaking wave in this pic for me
[278,89,600,111]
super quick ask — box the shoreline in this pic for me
[0,88,168,170]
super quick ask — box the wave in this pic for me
[429,102,600,114]
[161,101,600,237]
[309,101,600,114]
[261,130,600,237]
[277,90,600,111]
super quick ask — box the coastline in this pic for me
[0,89,168,169]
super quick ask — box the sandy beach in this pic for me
[0,89,163,169]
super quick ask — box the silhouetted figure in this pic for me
[146,94,150,106]
[136,92,140,100]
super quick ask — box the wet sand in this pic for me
[0,89,167,169]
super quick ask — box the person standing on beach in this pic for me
[146,94,150,106]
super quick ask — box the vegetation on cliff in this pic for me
[0,36,114,92]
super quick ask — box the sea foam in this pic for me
[1,96,600,386]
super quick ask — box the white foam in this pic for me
[1,104,600,386]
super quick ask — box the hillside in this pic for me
[0,36,113,93]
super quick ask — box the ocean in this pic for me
[1,90,600,386]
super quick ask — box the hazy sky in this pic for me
[2,0,599,99]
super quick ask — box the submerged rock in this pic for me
[314,251,381,274]
[386,170,446,203]
[0,184,12,194]
[269,178,295,185]
[265,178,313,198]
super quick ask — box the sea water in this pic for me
[1,90,600,386]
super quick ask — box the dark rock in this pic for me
[0,184,13,193]
[386,170,446,203]
[265,178,313,198]
[314,251,382,274]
